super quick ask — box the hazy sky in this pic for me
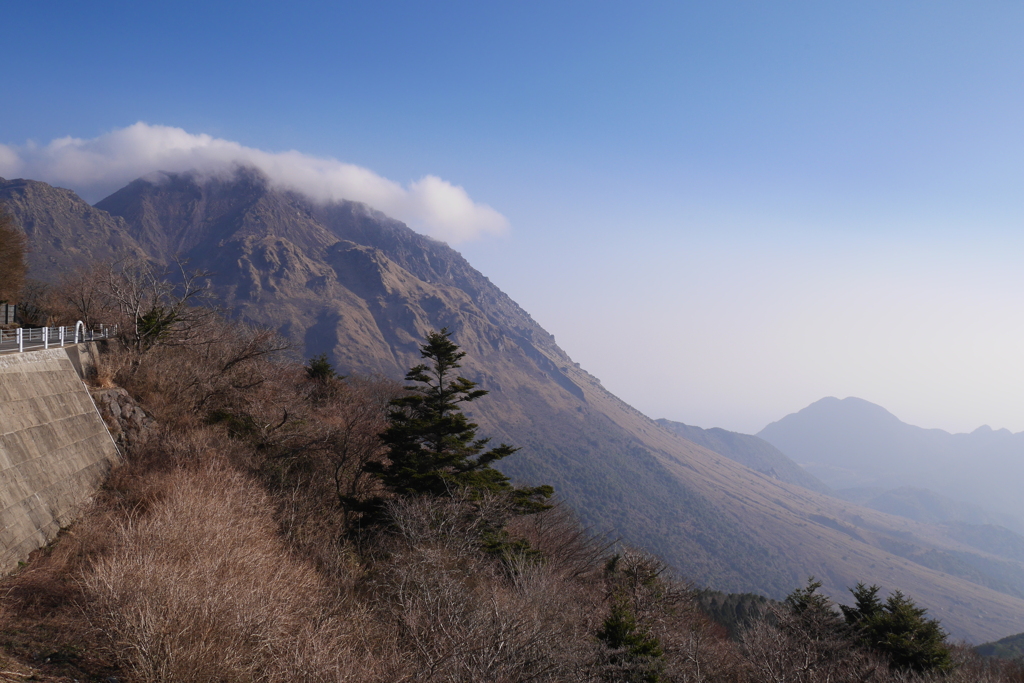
[5,1,1024,434]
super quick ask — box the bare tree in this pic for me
[372,493,603,682]
[53,262,120,327]
[104,256,216,354]
[0,207,27,304]
[507,503,612,580]
[123,317,291,422]
[741,601,883,683]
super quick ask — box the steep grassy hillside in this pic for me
[838,486,1024,532]
[655,419,830,494]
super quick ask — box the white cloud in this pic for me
[0,122,509,244]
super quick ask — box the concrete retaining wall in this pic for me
[0,347,119,572]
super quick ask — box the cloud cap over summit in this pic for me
[0,123,509,245]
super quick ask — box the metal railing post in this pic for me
[0,321,118,355]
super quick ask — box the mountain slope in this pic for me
[0,177,146,281]
[837,486,1024,532]
[655,419,830,494]
[7,169,1024,642]
[92,169,799,595]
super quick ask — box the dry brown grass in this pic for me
[83,459,368,682]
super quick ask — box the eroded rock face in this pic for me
[0,177,147,282]
[91,387,155,454]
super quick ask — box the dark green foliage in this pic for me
[695,589,774,640]
[302,353,348,405]
[305,353,338,382]
[779,578,853,652]
[137,306,178,346]
[783,577,849,640]
[597,598,665,682]
[842,583,953,673]
[786,577,840,620]
[976,631,1024,660]
[365,328,552,511]
[480,527,541,561]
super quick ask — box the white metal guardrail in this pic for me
[0,322,117,354]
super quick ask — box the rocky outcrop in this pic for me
[91,387,155,455]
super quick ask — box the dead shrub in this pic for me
[507,502,611,580]
[83,460,365,682]
[238,372,397,577]
[118,319,289,426]
[369,494,605,682]
[740,602,885,683]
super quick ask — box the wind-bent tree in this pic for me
[0,208,27,305]
[359,328,552,516]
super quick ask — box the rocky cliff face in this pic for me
[0,177,146,282]
[7,168,1024,642]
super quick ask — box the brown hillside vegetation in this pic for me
[0,207,27,304]
[7,170,1024,642]
[1,305,1024,682]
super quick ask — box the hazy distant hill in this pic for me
[655,419,830,494]
[9,169,1024,642]
[758,396,1024,528]
[837,486,1024,533]
[976,632,1024,660]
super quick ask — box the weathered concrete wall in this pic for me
[0,347,119,572]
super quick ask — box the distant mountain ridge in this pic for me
[655,419,830,494]
[7,170,1024,642]
[758,396,1024,527]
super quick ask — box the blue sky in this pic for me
[5,1,1024,434]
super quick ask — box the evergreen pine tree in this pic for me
[842,584,952,673]
[360,328,552,515]
[597,598,665,683]
[305,352,339,381]
[785,576,847,635]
